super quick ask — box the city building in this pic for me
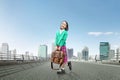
[38,45,48,60]
[67,48,73,59]
[25,51,30,60]
[82,47,89,60]
[1,43,9,54]
[10,49,17,60]
[1,43,9,60]
[116,48,120,61]
[8,50,11,60]
[99,42,110,60]
[109,49,115,60]
[77,52,82,60]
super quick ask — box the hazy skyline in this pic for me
[0,0,120,56]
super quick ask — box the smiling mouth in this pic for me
[60,26,64,29]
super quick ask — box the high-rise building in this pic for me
[67,48,73,59]
[82,47,89,60]
[1,43,9,54]
[38,45,48,60]
[25,51,30,60]
[12,49,17,60]
[116,48,120,61]
[1,43,9,60]
[77,52,82,60]
[100,42,110,60]
[13,49,17,54]
[8,50,12,60]
[109,49,115,60]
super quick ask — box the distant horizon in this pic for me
[0,41,119,57]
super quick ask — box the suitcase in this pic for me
[51,50,72,71]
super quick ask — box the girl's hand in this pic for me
[56,46,61,51]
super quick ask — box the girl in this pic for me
[55,20,69,73]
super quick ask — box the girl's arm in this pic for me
[55,32,61,50]
[55,32,58,46]
[58,31,68,47]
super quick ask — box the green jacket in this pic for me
[55,30,68,47]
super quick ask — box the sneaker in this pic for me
[57,69,62,74]
[61,68,65,73]
[57,69,61,72]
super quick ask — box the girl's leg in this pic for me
[57,46,67,73]
[61,63,65,68]
[61,63,65,73]
[61,54,67,73]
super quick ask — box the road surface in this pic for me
[0,61,120,80]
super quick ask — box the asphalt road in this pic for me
[0,61,120,80]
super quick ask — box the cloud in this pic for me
[88,32,103,36]
[104,32,113,35]
[88,32,114,36]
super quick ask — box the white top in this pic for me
[60,29,64,34]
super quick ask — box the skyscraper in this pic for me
[109,49,115,60]
[1,43,9,54]
[67,48,73,59]
[1,43,9,60]
[8,50,11,60]
[38,45,48,60]
[10,49,17,60]
[116,48,120,61]
[100,42,110,60]
[25,51,30,60]
[82,47,89,60]
[77,52,82,60]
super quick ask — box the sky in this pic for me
[0,0,120,56]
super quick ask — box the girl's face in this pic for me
[60,21,67,30]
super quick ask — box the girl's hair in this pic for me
[62,20,69,31]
